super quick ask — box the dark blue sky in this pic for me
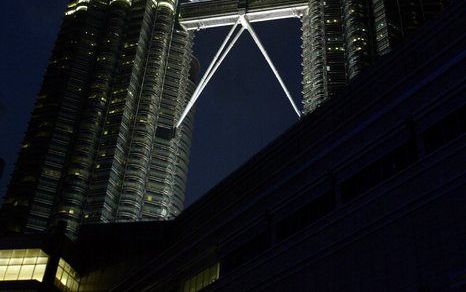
[0,1,302,207]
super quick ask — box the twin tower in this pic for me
[0,0,447,237]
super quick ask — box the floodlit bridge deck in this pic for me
[179,0,309,30]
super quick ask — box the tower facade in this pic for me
[301,0,449,113]
[1,0,197,237]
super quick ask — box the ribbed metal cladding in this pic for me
[371,0,391,55]
[79,0,197,227]
[85,0,157,224]
[141,28,196,220]
[114,0,176,221]
[301,1,325,114]
[342,0,373,80]
[1,0,108,233]
[54,0,132,236]
[301,0,448,114]
[372,0,450,56]
[301,0,346,114]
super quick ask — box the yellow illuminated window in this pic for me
[55,258,79,292]
[0,249,49,282]
[183,263,220,292]
[18,264,34,279]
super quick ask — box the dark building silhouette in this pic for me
[0,0,197,237]
[0,1,464,290]
[0,99,5,182]
[0,159,4,181]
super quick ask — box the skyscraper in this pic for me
[0,1,460,290]
[1,0,198,237]
[301,0,449,113]
[1,0,449,238]
[0,1,462,289]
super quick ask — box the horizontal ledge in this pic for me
[179,5,308,30]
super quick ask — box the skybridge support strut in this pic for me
[190,19,241,108]
[176,15,301,128]
[177,19,243,128]
[240,16,301,118]
[194,27,245,103]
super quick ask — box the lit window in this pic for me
[182,263,220,292]
[0,249,49,282]
[55,258,79,292]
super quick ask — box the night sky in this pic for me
[0,1,302,207]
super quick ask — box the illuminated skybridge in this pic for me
[178,0,308,30]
